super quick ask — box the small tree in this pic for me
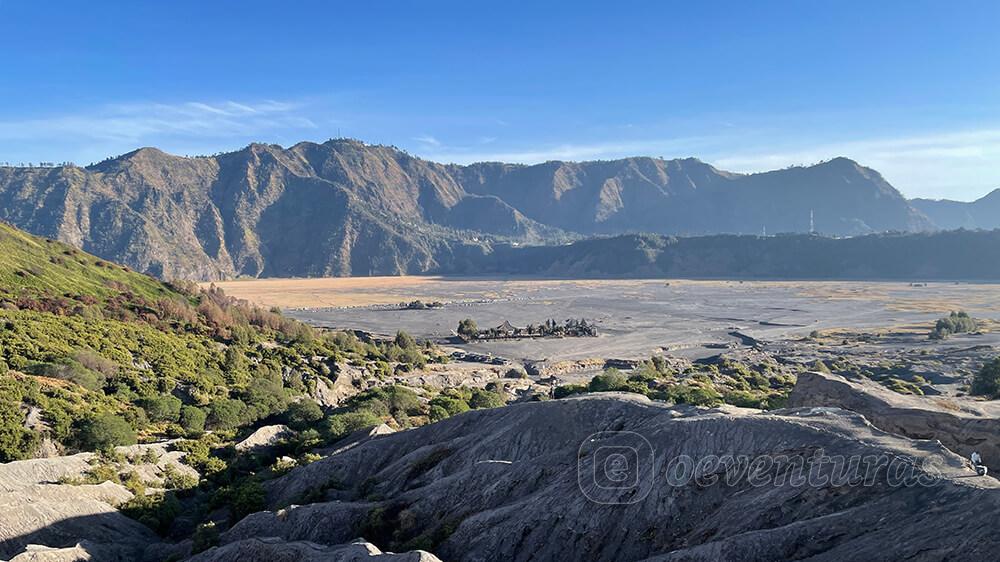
[554,384,588,399]
[930,311,977,339]
[971,357,1000,398]
[285,400,324,430]
[230,479,265,522]
[207,399,249,431]
[428,395,470,418]
[242,376,289,421]
[323,410,382,441]
[138,395,183,423]
[588,368,628,392]
[457,318,478,339]
[469,388,505,409]
[179,406,207,435]
[394,331,417,350]
[77,413,137,450]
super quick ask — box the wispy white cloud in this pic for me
[712,129,1000,170]
[420,136,715,165]
[415,127,1000,201]
[710,128,1000,200]
[0,100,315,145]
[412,134,441,147]
[2,99,997,200]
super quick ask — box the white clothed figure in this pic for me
[972,452,987,475]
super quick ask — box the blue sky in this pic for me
[1,0,997,200]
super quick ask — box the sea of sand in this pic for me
[207,277,1000,362]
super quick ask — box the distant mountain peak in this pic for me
[977,187,1000,203]
[0,141,935,280]
[116,146,172,161]
[910,186,1000,231]
[825,155,860,166]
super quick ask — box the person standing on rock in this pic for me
[971,451,988,476]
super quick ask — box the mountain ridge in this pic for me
[438,230,1000,280]
[0,140,943,280]
[911,188,1000,231]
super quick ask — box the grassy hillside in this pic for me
[0,221,169,304]
[0,221,527,547]
[0,221,444,463]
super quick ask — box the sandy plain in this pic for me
[206,277,1000,363]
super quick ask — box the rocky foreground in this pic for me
[4,382,999,561]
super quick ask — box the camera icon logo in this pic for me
[578,431,654,505]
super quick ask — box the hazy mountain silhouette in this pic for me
[911,188,1000,231]
[0,140,940,279]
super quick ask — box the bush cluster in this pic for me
[553,357,793,410]
[930,311,977,340]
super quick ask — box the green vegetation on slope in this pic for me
[554,356,795,410]
[0,220,518,544]
[0,221,442,462]
[0,222,171,305]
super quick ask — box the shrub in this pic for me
[883,377,924,395]
[285,400,324,430]
[428,395,469,418]
[553,384,588,399]
[242,373,289,422]
[73,350,119,377]
[930,311,977,339]
[457,319,478,339]
[162,463,199,490]
[140,448,161,464]
[0,377,40,461]
[722,389,770,408]
[76,413,137,451]
[179,405,207,434]
[469,388,505,409]
[348,386,422,421]
[230,479,265,522]
[661,383,723,407]
[324,410,382,441]
[30,360,105,392]
[386,343,427,369]
[588,368,628,392]
[394,331,417,350]
[207,399,249,431]
[138,395,182,423]
[428,405,450,422]
[191,522,220,554]
[122,491,181,534]
[175,435,227,475]
[971,357,1000,398]
[223,346,251,386]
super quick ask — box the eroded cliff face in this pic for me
[8,379,1000,561]
[0,142,536,280]
[789,370,1000,466]
[0,453,156,561]
[213,394,997,562]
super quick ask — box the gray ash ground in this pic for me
[290,279,1000,364]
